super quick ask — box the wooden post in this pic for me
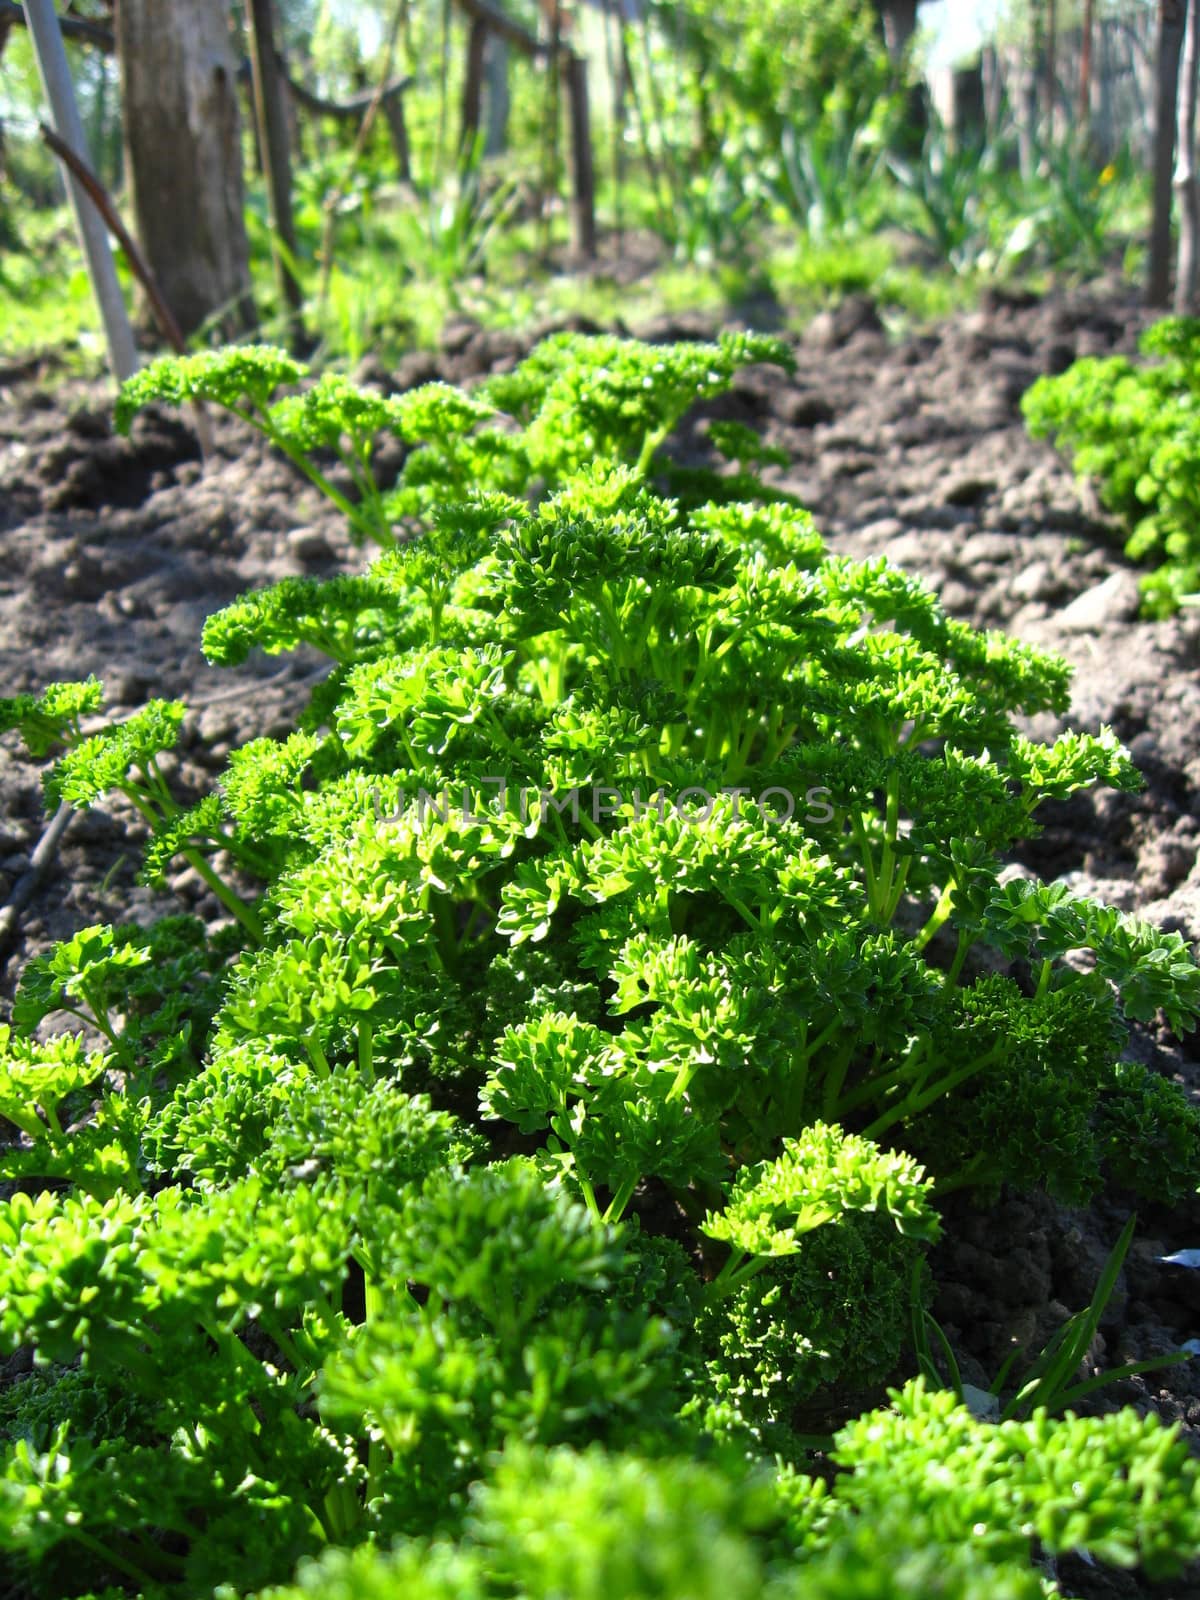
[1018,46,1037,180]
[246,0,304,346]
[1149,0,1186,306]
[539,1,563,256]
[461,15,488,156]
[382,90,412,179]
[564,50,595,261]
[484,32,510,156]
[23,0,136,379]
[1176,0,1200,310]
[602,0,625,244]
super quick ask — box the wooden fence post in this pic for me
[1176,0,1200,310]
[461,16,489,155]
[247,0,304,347]
[1149,0,1186,306]
[564,50,596,261]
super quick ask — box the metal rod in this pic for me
[22,0,137,380]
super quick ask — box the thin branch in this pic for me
[0,0,112,49]
[40,122,185,352]
[455,0,549,61]
[285,65,413,120]
[0,803,73,968]
[39,123,217,456]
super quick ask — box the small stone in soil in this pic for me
[1057,570,1142,630]
[288,527,335,564]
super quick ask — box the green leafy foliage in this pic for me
[116,332,795,550]
[700,1209,926,1450]
[833,1378,1200,1581]
[0,1024,106,1146]
[0,676,104,757]
[3,336,1199,1597]
[1023,316,1200,615]
[247,1385,1200,1598]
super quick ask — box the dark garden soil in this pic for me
[3,276,1200,1596]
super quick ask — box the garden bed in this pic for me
[2,278,1199,1598]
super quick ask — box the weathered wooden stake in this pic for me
[1149,0,1187,306]
[564,50,596,261]
[247,0,304,347]
[1176,0,1200,310]
[1080,0,1095,124]
[461,16,489,155]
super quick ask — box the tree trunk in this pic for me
[1044,0,1057,134]
[1176,0,1200,310]
[1080,0,1095,125]
[1149,0,1187,306]
[114,0,254,339]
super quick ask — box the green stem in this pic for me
[430,891,460,974]
[635,421,672,478]
[180,847,266,943]
[914,879,955,953]
[259,418,386,548]
[820,1043,855,1123]
[945,927,975,986]
[145,754,181,816]
[322,1477,363,1543]
[306,1034,332,1079]
[70,1528,176,1588]
[576,1172,601,1221]
[850,812,880,915]
[881,853,912,926]
[119,785,164,832]
[804,1014,845,1069]
[706,1248,769,1303]
[77,987,135,1069]
[259,1315,311,1378]
[931,1151,998,1196]
[726,895,762,933]
[834,1039,933,1120]
[862,1045,1004,1142]
[602,1173,639,1223]
[357,1020,375,1082]
[592,587,634,671]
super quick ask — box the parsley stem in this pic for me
[913,878,955,951]
[708,1248,769,1301]
[577,1174,601,1221]
[179,847,266,943]
[603,1174,638,1222]
[945,928,974,986]
[258,416,385,548]
[861,1045,1003,1141]
[306,1033,332,1079]
[69,1529,171,1588]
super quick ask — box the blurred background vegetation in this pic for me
[0,0,1161,367]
